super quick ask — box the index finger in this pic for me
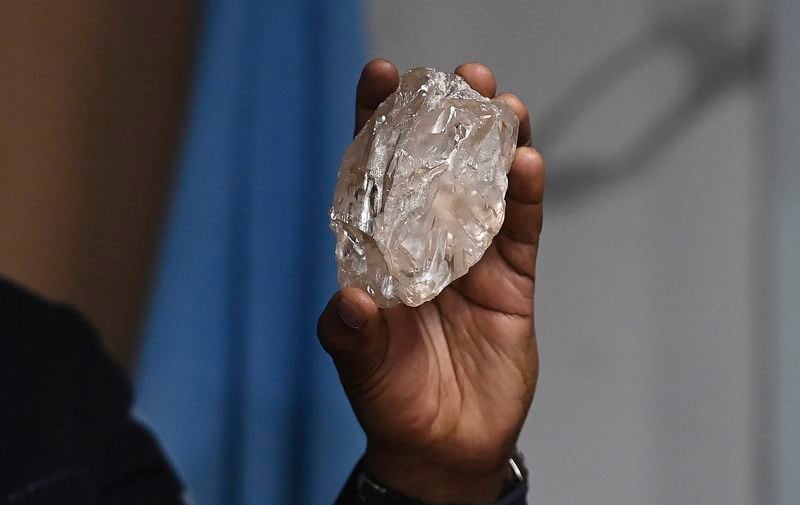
[354,59,400,136]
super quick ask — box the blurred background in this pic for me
[0,0,797,504]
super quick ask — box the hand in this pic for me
[318,59,543,505]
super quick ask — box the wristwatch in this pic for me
[353,452,528,505]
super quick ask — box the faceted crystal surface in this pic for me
[330,67,519,307]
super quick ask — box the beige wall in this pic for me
[0,1,194,366]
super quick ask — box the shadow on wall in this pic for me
[539,2,767,207]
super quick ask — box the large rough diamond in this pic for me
[329,67,519,307]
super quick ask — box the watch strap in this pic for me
[335,455,528,505]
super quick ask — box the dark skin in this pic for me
[318,59,544,504]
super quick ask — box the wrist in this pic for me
[363,444,510,504]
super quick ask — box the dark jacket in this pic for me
[0,277,526,505]
[0,278,183,504]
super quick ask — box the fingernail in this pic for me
[336,299,365,330]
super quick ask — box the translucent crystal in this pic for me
[329,67,519,307]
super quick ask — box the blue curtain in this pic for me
[134,1,365,504]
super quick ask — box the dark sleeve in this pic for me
[334,459,528,505]
[0,279,184,504]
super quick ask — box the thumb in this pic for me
[317,288,387,390]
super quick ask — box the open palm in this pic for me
[318,60,544,504]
